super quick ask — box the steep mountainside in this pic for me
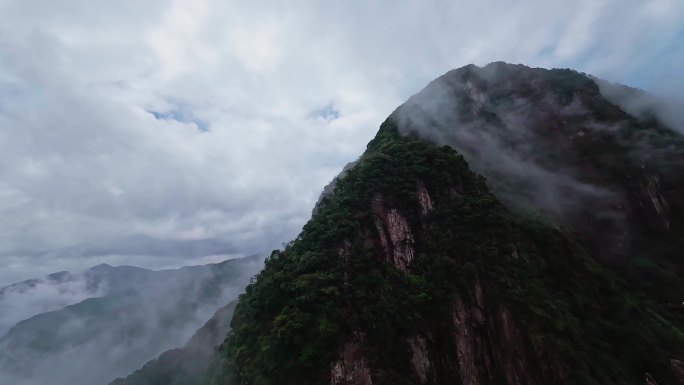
[201,63,684,385]
[110,300,238,385]
[0,257,262,385]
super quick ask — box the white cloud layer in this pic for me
[0,0,682,284]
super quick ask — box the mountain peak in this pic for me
[202,64,684,385]
[90,263,114,270]
[392,62,684,267]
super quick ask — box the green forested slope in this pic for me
[204,119,684,385]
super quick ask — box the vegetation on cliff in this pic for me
[204,116,684,385]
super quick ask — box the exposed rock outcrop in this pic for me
[417,181,434,215]
[372,195,415,271]
[671,359,684,384]
[645,175,671,229]
[494,305,539,385]
[408,336,433,384]
[452,293,481,385]
[338,239,352,287]
[330,334,373,385]
[448,276,554,385]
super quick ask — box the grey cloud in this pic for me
[0,0,682,284]
[393,65,616,217]
[595,78,684,134]
[0,270,103,336]
[390,63,640,260]
[0,236,240,260]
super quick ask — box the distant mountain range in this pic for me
[0,263,121,336]
[0,256,262,385]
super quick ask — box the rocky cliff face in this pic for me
[202,64,684,385]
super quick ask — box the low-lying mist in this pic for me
[0,256,263,385]
[390,62,684,261]
[0,269,107,337]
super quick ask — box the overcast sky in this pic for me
[0,0,682,285]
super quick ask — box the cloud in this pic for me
[0,0,682,284]
[0,270,103,336]
[595,78,684,134]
